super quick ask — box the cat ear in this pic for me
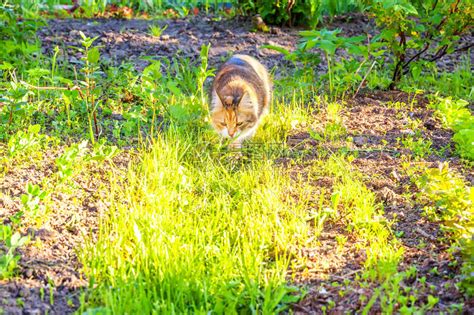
[216,93,226,107]
[235,92,246,107]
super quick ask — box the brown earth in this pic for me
[37,13,473,74]
[285,91,473,313]
[0,148,132,314]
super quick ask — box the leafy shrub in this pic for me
[0,2,42,72]
[265,28,384,98]
[414,163,474,296]
[0,224,29,279]
[452,127,474,161]
[238,0,322,27]
[430,96,474,161]
[268,0,473,93]
[363,0,474,88]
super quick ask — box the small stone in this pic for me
[35,228,57,241]
[266,40,277,46]
[270,27,281,35]
[160,34,170,40]
[19,287,30,298]
[353,136,367,146]
[111,113,124,121]
[400,129,415,136]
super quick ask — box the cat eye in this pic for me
[236,122,244,127]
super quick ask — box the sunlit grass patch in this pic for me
[254,93,312,145]
[335,177,402,278]
[314,155,403,279]
[429,96,474,161]
[412,162,473,297]
[80,131,312,313]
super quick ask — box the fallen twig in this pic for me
[19,81,82,92]
[353,60,376,99]
[415,227,436,241]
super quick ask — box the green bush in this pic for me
[414,163,474,296]
[430,96,474,161]
[363,0,474,88]
[266,0,473,95]
[0,2,42,69]
[238,0,322,27]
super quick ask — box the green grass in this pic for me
[8,0,367,19]
[77,93,403,312]
[429,96,474,161]
[12,0,238,13]
[411,163,474,297]
[321,156,403,277]
[401,56,474,102]
[79,100,313,313]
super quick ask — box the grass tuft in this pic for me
[80,130,311,313]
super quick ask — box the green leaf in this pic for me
[87,47,100,64]
[453,129,474,160]
[345,35,365,44]
[166,81,182,96]
[299,30,318,37]
[199,43,210,61]
[309,129,323,141]
[28,125,41,134]
[300,39,317,51]
[411,65,421,80]
[403,3,418,15]
[0,62,14,70]
[10,232,22,248]
[348,45,367,57]
[260,45,291,56]
[21,195,28,205]
[318,40,338,55]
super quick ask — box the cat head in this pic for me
[211,84,258,139]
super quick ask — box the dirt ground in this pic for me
[37,13,473,73]
[286,90,473,313]
[1,14,473,314]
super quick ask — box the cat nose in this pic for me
[228,130,235,137]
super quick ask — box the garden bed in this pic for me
[1,12,473,314]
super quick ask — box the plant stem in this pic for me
[326,52,333,98]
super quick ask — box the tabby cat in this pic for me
[210,54,272,148]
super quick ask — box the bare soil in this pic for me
[286,91,473,313]
[0,149,132,314]
[38,13,473,73]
